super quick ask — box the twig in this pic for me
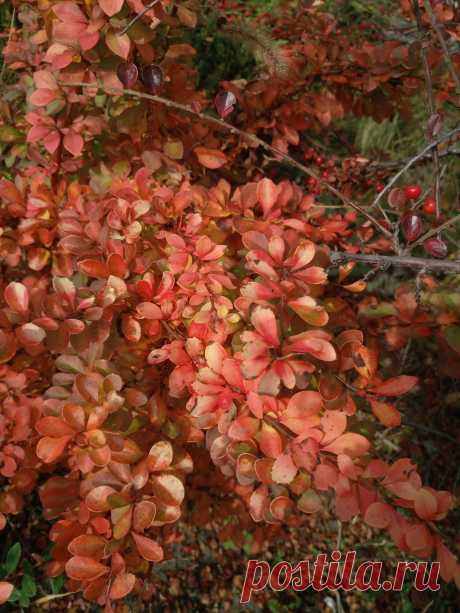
[59,81,393,239]
[329,250,460,273]
[370,126,460,213]
[264,414,296,440]
[423,0,460,93]
[409,212,460,249]
[34,592,76,605]
[367,146,460,170]
[413,0,441,220]
[119,0,160,36]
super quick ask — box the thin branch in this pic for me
[367,146,460,170]
[409,212,460,249]
[329,250,460,273]
[370,126,460,212]
[60,81,393,239]
[119,0,160,36]
[423,0,460,93]
[413,0,441,219]
[264,414,296,440]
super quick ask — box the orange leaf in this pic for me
[110,572,136,600]
[372,376,418,397]
[65,556,109,581]
[132,533,164,562]
[370,400,401,427]
[68,535,108,560]
[36,436,71,463]
[322,432,370,457]
[414,488,437,521]
[194,147,227,169]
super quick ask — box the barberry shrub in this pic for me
[0,0,460,609]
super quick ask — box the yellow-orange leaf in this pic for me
[194,147,227,169]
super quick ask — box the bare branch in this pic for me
[423,0,460,93]
[409,212,460,249]
[329,250,460,273]
[119,0,160,36]
[413,0,441,219]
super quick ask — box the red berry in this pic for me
[141,65,164,93]
[401,213,423,242]
[315,156,324,165]
[376,183,384,193]
[117,62,138,88]
[423,196,436,215]
[424,237,448,258]
[404,184,422,200]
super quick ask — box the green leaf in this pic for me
[0,126,22,143]
[21,573,37,597]
[362,303,397,318]
[49,575,65,594]
[5,543,21,575]
[444,325,460,354]
[9,588,21,602]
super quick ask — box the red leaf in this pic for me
[65,556,109,581]
[257,178,279,216]
[372,376,418,396]
[132,533,164,562]
[63,130,84,157]
[364,502,394,528]
[194,147,227,169]
[78,259,110,279]
[414,488,438,521]
[251,306,279,346]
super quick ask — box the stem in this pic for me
[329,250,460,273]
[423,0,460,93]
[413,0,441,219]
[60,81,393,239]
[409,212,460,249]
[119,0,160,36]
